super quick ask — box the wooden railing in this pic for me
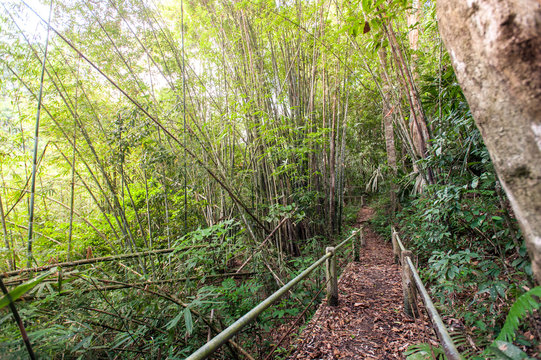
[391,227,461,360]
[186,228,364,360]
[186,227,461,359]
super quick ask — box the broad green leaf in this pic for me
[490,341,531,360]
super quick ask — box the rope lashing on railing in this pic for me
[391,227,461,360]
[185,229,361,360]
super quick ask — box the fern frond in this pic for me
[450,331,468,347]
[449,330,480,359]
[496,286,541,342]
[405,343,445,359]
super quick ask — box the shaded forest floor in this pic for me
[286,207,438,359]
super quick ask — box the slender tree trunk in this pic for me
[27,1,52,267]
[379,47,398,214]
[0,194,13,270]
[67,59,79,262]
[329,89,337,232]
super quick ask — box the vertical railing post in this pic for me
[391,229,399,264]
[353,230,360,262]
[401,250,419,317]
[326,247,338,306]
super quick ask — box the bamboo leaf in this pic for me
[0,267,57,309]
[184,308,193,335]
[166,309,184,330]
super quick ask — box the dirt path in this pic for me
[287,208,437,359]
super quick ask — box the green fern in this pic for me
[496,286,541,342]
[405,343,445,359]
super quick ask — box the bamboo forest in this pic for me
[0,0,540,359]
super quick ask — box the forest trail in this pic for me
[287,208,437,359]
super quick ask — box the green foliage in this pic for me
[495,287,541,343]
[426,249,480,283]
[0,267,56,309]
[486,341,533,360]
[0,0,537,357]
[198,278,263,325]
[405,343,445,360]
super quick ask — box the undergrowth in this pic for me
[0,215,358,359]
[370,64,539,358]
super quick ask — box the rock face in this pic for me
[437,0,541,283]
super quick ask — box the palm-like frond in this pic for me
[496,286,541,342]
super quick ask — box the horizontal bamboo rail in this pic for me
[185,229,361,360]
[391,227,461,360]
[1,245,205,278]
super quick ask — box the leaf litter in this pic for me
[287,208,439,359]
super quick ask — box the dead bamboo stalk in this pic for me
[19,272,255,297]
[1,246,205,278]
[236,217,288,273]
[0,277,36,359]
[83,306,168,335]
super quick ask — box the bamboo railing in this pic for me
[391,227,461,360]
[185,228,364,360]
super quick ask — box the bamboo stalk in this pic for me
[0,278,36,359]
[26,0,53,268]
[0,193,13,270]
[67,56,79,262]
[6,220,61,245]
[1,246,204,278]
[236,217,288,273]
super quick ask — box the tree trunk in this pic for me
[437,0,541,283]
[379,47,398,215]
[406,0,429,163]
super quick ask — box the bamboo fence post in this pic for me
[353,230,359,261]
[359,227,365,247]
[326,247,338,306]
[391,229,399,264]
[401,250,419,317]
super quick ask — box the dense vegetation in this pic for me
[0,0,537,358]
